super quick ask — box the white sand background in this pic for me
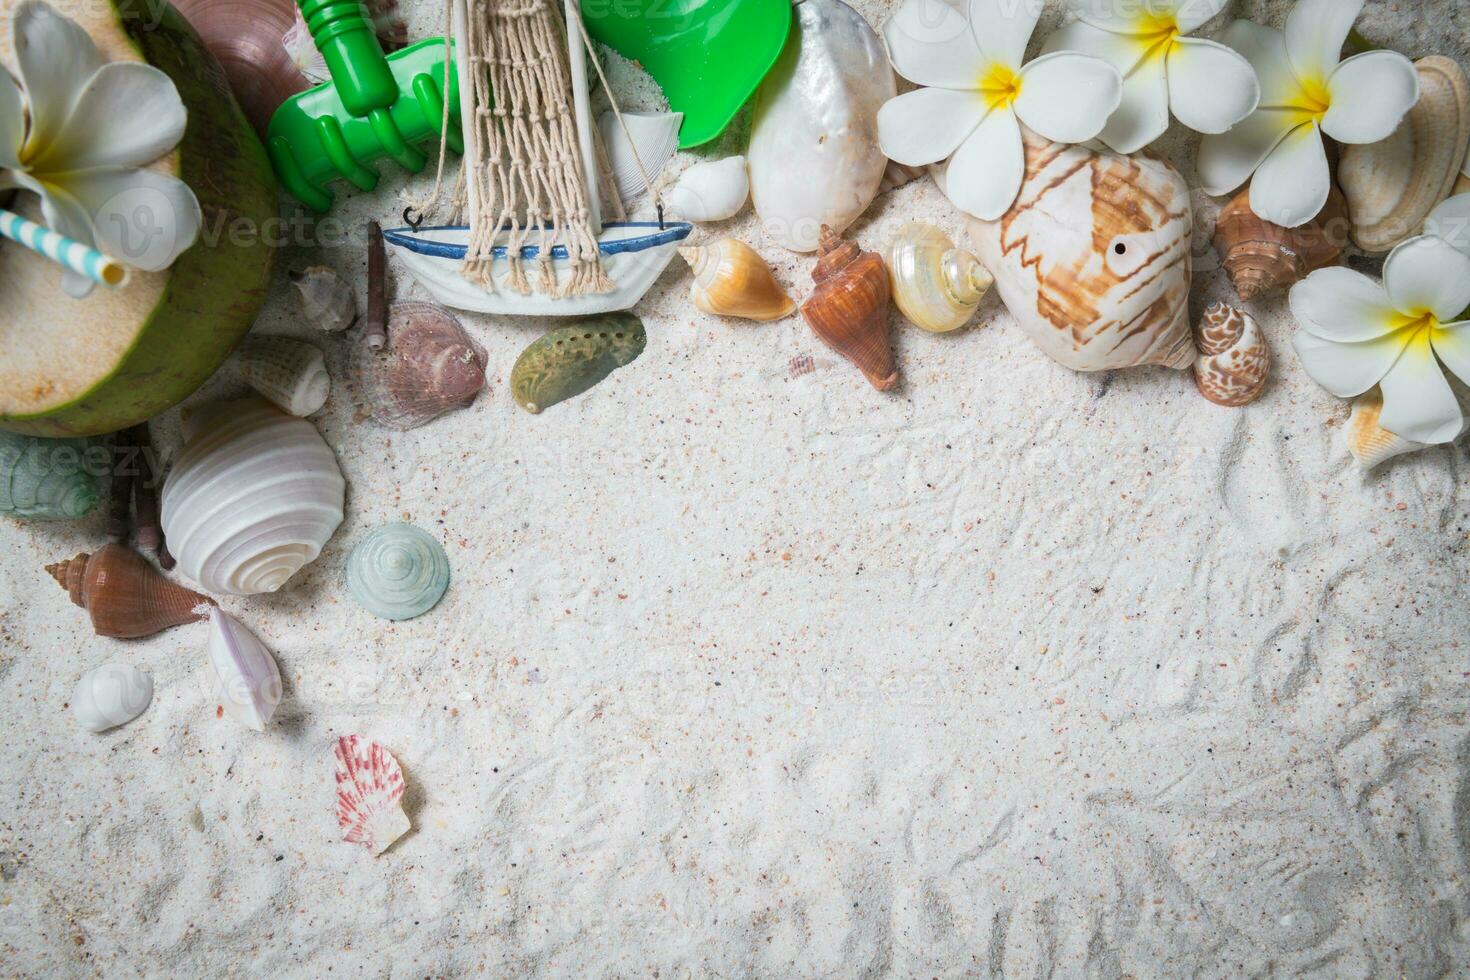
[4,0,1470,974]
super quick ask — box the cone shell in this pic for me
[161,398,345,595]
[511,314,647,414]
[72,662,154,733]
[1347,388,1430,468]
[966,129,1195,372]
[1193,303,1270,407]
[1214,187,1349,301]
[207,609,282,731]
[679,239,796,322]
[664,157,749,222]
[352,302,486,430]
[334,735,410,856]
[290,266,357,332]
[1340,57,1470,253]
[800,225,897,390]
[885,222,992,333]
[0,431,100,520]
[237,335,330,416]
[346,523,450,621]
[47,543,213,639]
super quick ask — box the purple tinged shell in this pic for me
[206,608,282,730]
[351,302,487,430]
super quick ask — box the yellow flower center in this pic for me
[1134,12,1181,63]
[979,63,1022,111]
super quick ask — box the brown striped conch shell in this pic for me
[1193,303,1269,407]
[800,225,896,390]
[1347,388,1431,468]
[1214,187,1349,301]
[47,543,213,639]
[678,239,796,322]
[1340,57,1470,253]
[965,128,1195,372]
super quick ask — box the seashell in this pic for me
[72,662,154,733]
[162,398,345,595]
[334,734,410,856]
[511,313,647,414]
[1192,303,1270,407]
[0,431,100,520]
[749,0,895,252]
[678,239,796,322]
[1347,388,1431,468]
[879,160,929,195]
[599,111,683,203]
[237,336,330,417]
[1214,187,1349,301]
[206,608,282,730]
[290,266,357,333]
[346,523,450,621]
[664,156,749,222]
[1340,57,1470,253]
[351,302,486,430]
[885,222,992,334]
[47,543,213,638]
[966,128,1195,373]
[800,225,897,390]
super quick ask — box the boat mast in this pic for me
[563,0,603,235]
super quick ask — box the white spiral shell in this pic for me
[162,398,346,595]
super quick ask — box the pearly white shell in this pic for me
[748,0,894,253]
[206,609,282,731]
[599,110,683,204]
[72,662,153,733]
[237,335,330,416]
[162,398,346,595]
[885,222,992,333]
[664,156,749,222]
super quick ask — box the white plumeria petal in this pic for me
[1288,267,1401,343]
[968,0,1038,69]
[1320,50,1419,145]
[52,167,202,272]
[1292,327,1409,399]
[1424,194,1470,260]
[1218,18,1308,109]
[1283,0,1361,90]
[1166,37,1260,135]
[13,0,103,159]
[1174,0,1230,34]
[884,0,987,90]
[1013,52,1121,145]
[31,63,188,173]
[1382,236,1470,322]
[1042,17,1149,74]
[1065,0,1193,35]
[1043,19,1162,153]
[877,88,987,167]
[1430,321,1470,388]
[1377,341,1465,444]
[1248,122,1330,228]
[0,68,23,168]
[943,106,1024,221]
[1197,108,1299,197]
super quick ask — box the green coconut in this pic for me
[0,0,276,437]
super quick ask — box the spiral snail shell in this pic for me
[47,543,213,639]
[800,225,897,391]
[1192,303,1270,407]
[678,239,796,322]
[1,432,100,520]
[885,222,992,333]
[346,523,450,621]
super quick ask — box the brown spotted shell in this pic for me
[1193,303,1269,407]
[799,225,897,391]
[351,302,487,430]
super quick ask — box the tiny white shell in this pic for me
[599,110,683,203]
[664,156,749,222]
[72,662,153,733]
[206,608,282,731]
[237,336,330,416]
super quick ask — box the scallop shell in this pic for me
[0,432,100,520]
[346,523,450,621]
[334,734,410,856]
[47,544,213,638]
[237,336,330,416]
[1340,56,1470,253]
[885,222,992,333]
[351,302,486,430]
[1214,187,1349,301]
[678,239,796,322]
[161,398,345,595]
[599,111,683,203]
[664,156,749,222]
[510,314,646,414]
[72,662,153,733]
[1347,388,1431,468]
[966,128,1195,372]
[290,266,357,332]
[1192,303,1270,407]
[800,225,897,390]
[206,608,282,730]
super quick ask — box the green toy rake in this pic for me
[267,0,462,213]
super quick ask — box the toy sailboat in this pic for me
[383,0,690,315]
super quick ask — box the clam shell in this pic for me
[1340,56,1470,253]
[290,266,357,332]
[0,432,99,520]
[678,239,796,322]
[72,662,153,734]
[1192,303,1269,407]
[351,302,487,430]
[664,156,749,222]
[885,222,991,333]
[599,111,682,203]
[346,523,450,621]
[237,335,330,416]
[1347,388,1431,468]
[510,314,646,414]
[206,608,282,730]
[334,735,410,857]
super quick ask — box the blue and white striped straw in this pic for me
[0,208,129,289]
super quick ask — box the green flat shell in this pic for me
[346,523,451,621]
[510,314,646,415]
[0,432,101,520]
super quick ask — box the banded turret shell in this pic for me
[237,335,330,416]
[511,314,647,414]
[885,222,992,333]
[1192,303,1270,407]
[72,662,154,733]
[1,432,100,520]
[679,239,796,322]
[346,523,450,621]
[351,301,487,430]
[161,398,345,595]
[48,543,213,638]
[1214,188,1350,301]
[334,734,411,856]
[966,128,1195,372]
[800,225,897,390]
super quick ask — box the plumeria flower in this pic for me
[878,0,1122,221]
[1198,0,1419,229]
[0,1,200,296]
[1043,0,1260,154]
[1290,236,1470,444]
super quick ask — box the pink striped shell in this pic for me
[334,735,410,856]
